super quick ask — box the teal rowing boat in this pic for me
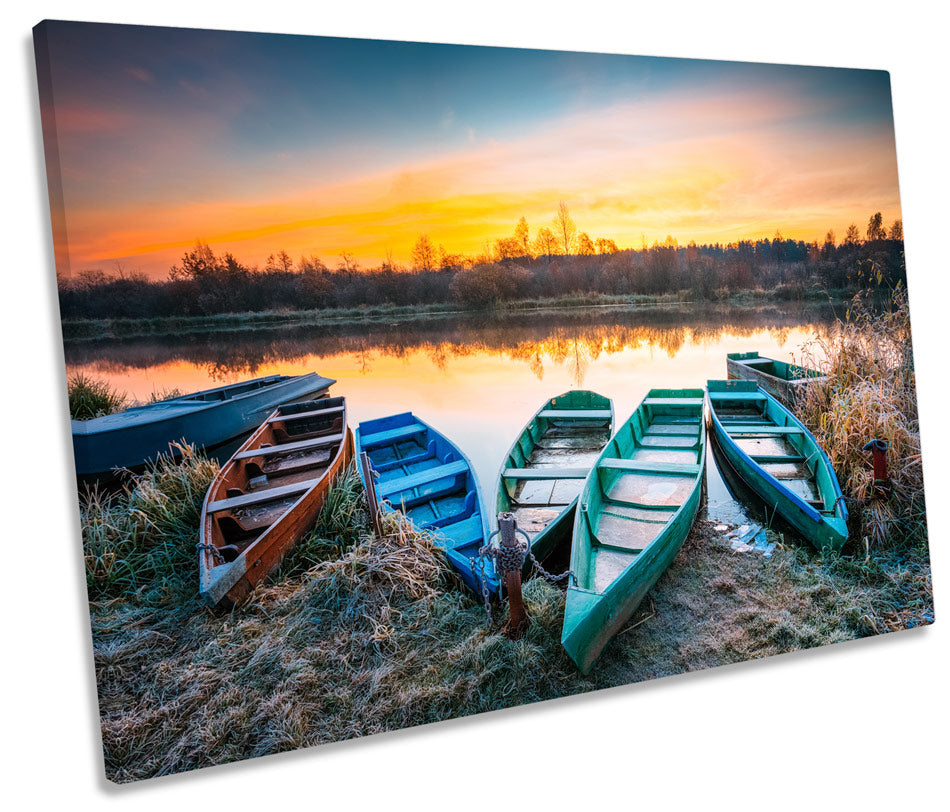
[706,380,848,551]
[726,351,827,406]
[494,390,614,568]
[562,389,706,673]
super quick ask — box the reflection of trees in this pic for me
[66,303,835,380]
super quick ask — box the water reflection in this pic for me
[64,302,835,518]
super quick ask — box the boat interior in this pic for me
[575,390,705,594]
[499,391,612,540]
[172,374,289,403]
[359,412,486,563]
[729,353,817,382]
[707,380,837,514]
[205,397,346,558]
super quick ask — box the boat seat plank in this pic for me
[642,397,705,407]
[537,409,612,420]
[708,392,767,401]
[598,458,701,476]
[378,460,468,497]
[207,476,322,513]
[751,454,807,463]
[645,425,699,436]
[360,423,427,449]
[435,515,484,547]
[727,426,804,435]
[267,405,344,423]
[234,432,343,460]
[503,467,589,480]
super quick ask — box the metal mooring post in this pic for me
[498,512,530,640]
[862,439,891,493]
[359,451,384,538]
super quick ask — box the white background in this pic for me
[3,2,946,808]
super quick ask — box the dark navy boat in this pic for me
[72,373,335,480]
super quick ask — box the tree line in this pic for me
[58,206,905,320]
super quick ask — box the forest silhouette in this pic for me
[59,208,904,321]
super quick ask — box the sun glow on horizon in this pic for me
[37,23,902,280]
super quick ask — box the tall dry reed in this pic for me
[798,287,925,547]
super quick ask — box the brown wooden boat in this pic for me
[198,396,353,608]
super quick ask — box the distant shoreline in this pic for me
[61,287,848,342]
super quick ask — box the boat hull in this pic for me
[706,379,848,552]
[198,396,353,608]
[726,351,827,406]
[562,389,706,673]
[494,390,614,574]
[72,373,335,480]
[355,412,496,595]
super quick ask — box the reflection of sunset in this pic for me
[37,22,901,278]
[67,319,826,489]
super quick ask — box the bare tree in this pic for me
[534,226,560,258]
[494,237,522,261]
[337,251,359,273]
[514,216,530,256]
[866,212,886,242]
[411,234,436,271]
[553,201,576,255]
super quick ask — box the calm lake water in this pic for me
[64,302,837,528]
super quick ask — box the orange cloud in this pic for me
[57,88,902,278]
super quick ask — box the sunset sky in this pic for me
[35,21,902,279]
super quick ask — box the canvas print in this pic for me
[34,19,933,782]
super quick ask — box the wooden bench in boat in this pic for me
[645,425,699,436]
[642,397,705,407]
[234,432,344,460]
[537,409,612,420]
[598,458,702,476]
[502,467,590,479]
[207,476,322,514]
[267,405,344,423]
[708,391,766,401]
[726,425,804,435]
[378,460,468,497]
[360,423,427,449]
[751,453,807,463]
[434,514,484,547]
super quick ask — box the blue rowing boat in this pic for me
[706,379,848,551]
[354,412,497,595]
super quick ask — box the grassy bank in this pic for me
[85,444,932,782]
[797,287,927,549]
[61,287,842,342]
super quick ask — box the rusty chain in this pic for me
[470,522,577,625]
[195,542,224,564]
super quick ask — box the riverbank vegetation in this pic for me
[67,372,128,419]
[798,286,926,549]
[85,437,932,782]
[59,210,904,323]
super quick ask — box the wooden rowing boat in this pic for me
[73,373,336,480]
[355,412,497,596]
[706,379,848,552]
[494,390,614,569]
[562,389,706,673]
[198,396,353,608]
[726,351,827,406]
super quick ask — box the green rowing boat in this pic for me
[706,379,848,552]
[726,351,827,406]
[562,389,706,673]
[495,390,614,568]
